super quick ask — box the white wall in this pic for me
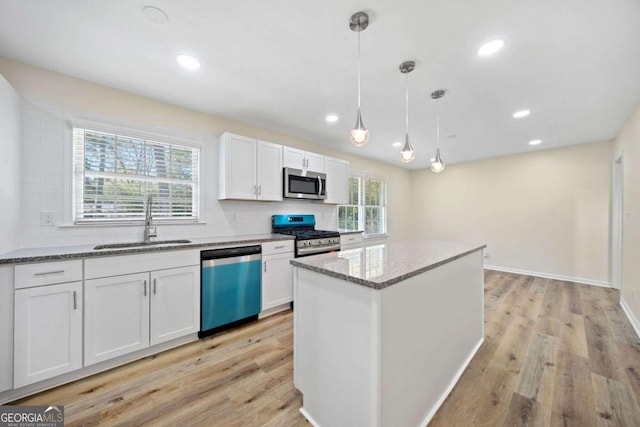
[0,57,412,248]
[411,141,613,285]
[613,104,640,330]
[0,73,21,254]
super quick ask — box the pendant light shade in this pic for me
[399,61,416,163]
[349,12,370,147]
[430,90,446,173]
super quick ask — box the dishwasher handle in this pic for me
[201,245,261,261]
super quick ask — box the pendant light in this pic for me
[430,90,446,173]
[399,61,416,163]
[349,12,370,147]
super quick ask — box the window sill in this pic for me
[57,220,208,228]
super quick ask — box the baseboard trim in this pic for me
[620,298,640,340]
[421,337,485,426]
[484,264,611,288]
[299,407,321,427]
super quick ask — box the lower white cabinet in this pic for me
[84,273,150,366]
[340,233,364,250]
[150,266,200,346]
[85,265,199,366]
[14,281,83,388]
[262,241,294,311]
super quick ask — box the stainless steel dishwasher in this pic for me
[199,245,262,338]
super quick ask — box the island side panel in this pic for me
[294,267,379,427]
[380,250,484,427]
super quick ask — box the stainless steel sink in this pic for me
[94,239,192,250]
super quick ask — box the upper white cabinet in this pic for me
[14,277,82,388]
[219,132,283,201]
[283,146,325,173]
[324,157,350,205]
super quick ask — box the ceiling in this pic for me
[1,0,639,169]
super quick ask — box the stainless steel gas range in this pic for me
[272,214,340,257]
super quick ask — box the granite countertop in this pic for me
[0,234,295,265]
[339,230,364,235]
[290,240,486,290]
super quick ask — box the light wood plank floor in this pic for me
[13,271,640,426]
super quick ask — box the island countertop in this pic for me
[290,240,486,290]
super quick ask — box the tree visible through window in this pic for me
[73,127,199,222]
[338,175,387,236]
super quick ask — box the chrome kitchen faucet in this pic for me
[144,195,157,242]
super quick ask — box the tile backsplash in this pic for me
[18,100,337,249]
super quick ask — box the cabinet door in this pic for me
[282,146,306,170]
[262,252,294,311]
[305,151,325,173]
[150,266,200,346]
[219,133,257,200]
[85,272,150,366]
[14,281,82,387]
[256,140,283,201]
[324,157,349,204]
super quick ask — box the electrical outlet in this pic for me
[40,212,55,226]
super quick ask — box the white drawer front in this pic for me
[341,234,363,245]
[262,240,294,256]
[85,249,199,280]
[15,260,83,289]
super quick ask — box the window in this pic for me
[72,126,199,223]
[337,174,387,236]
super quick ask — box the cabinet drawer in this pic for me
[341,234,363,246]
[15,260,83,289]
[262,240,294,256]
[85,249,199,280]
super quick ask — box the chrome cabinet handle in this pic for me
[274,245,285,249]
[153,278,157,294]
[264,261,267,273]
[73,291,77,310]
[259,185,262,196]
[34,270,64,276]
[143,280,147,296]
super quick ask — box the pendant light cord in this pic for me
[436,97,440,149]
[405,73,409,134]
[357,30,361,109]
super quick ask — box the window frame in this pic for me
[69,120,201,225]
[337,171,388,238]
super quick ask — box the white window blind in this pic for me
[72,127,199,223]
[338,175,387,236]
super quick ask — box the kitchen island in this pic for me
[291,240,486,427]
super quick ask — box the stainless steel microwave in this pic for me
[283,167,327,200]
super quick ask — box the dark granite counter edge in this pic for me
[339,231,364,235]
[0,235,295,265]
[291,245,486,290]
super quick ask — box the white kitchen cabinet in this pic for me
[340,233,364,250]
[84,251,200,365]
[150,265,200,346]
[0,266,13,392]
[261,241,294,312]
[324,157,349,204]
[219,132,283,201]
[283,146,325,173]
[14,281,83,387]
[84,272,150,366]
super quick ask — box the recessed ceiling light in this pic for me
[325,114,339,123]
[478,39,505,57]
[392,141,402,147]
[529,139,542,146]
[513,110,531,118]
[176,54,200,70]
[142,5,169,26]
